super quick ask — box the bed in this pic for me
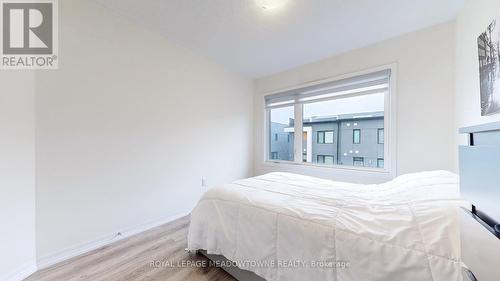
[187,171,466,281]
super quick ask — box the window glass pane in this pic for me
[353,157,364,166]
[317,131,325,144]
[378,128,384,144]
[317,155,324,163]
[324,155,334,165]
[303,92,384,168]
[377,158,384,168]
[269,106,294,161]
[325,131,334,144]
[353,129,361,144]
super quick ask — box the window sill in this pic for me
[263,160,391,174]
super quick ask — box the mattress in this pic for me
[187,171,465,281]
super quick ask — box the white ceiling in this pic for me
[94,0,464,78]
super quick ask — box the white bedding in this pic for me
[188,171,465,281]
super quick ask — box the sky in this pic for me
[270,92,385,125]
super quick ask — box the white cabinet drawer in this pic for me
[460,210,500,281]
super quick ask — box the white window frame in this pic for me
[263,63,397,177]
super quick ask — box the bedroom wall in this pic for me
[35,0,253,265]
[254,22,456,183]
[0,72,37,281]
[454,0,500,167]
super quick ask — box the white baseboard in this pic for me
[37,211,191,270]
[1,261,37,281]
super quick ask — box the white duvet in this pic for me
[188,171,465,281]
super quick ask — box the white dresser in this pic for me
[459,122,500,281]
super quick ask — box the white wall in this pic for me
[35,0,253,264]
[0,72,37,280]
[454,0,500,157]
[254,22,456,183]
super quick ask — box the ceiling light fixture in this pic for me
[256,0,287,11]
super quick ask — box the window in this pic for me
[303,94,384,167]
[378,128,384,144]
[268,106,294,161]
[353,129,361,144]
[377,158,384,168]
[317,131,334,144]
[353,157,364,166]
[265,68,392,171]
[317,155,334,165]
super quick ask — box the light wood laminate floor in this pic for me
[25,216,236,281]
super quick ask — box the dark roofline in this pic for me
[302,111,384,124]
